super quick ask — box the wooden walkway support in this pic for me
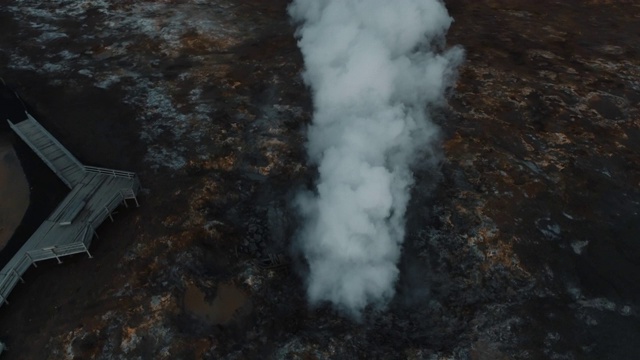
[0,112,140,307]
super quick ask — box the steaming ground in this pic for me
[290,0,463,315]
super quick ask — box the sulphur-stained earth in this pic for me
[0,1,639,359]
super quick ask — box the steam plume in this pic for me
[290,0,462,316]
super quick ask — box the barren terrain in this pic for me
[0,1,639,359]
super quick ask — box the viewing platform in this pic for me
[0,112,140,307]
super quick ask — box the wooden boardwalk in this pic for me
[9,113,85,188]
[0,112,140,307]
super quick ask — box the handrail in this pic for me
[84,166,136,179]
[0,182,133,304]
[0,272,15,294]
[1,185,133,274]
[0,253,32,302]
[15,253,32,273]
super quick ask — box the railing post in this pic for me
[12,269,24,284]
[105,206,114,222]
[48,248,62,264]
[121,190,129,208]
[83,243,93,259]
[25,253,37,268]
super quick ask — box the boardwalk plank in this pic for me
[40,143,61,154]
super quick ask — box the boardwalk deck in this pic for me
[9,113,85,188]
[0,112,140,307]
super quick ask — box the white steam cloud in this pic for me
[290,0,462,316]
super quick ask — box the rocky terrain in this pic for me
[0,0,638,359]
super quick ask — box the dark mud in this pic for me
[0,135,29,250]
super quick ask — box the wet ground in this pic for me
[0,0,638,359]
[0,134,29,250]
[183,282,249,325]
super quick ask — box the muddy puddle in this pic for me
[183,283,249,325]
[0,134,29,251]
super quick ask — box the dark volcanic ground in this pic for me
[0,1,639,359]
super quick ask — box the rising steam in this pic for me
[290,0,462,317]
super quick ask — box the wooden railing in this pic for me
[84,166,136,179]
[0,187,135,305]
[0,254,32,305]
